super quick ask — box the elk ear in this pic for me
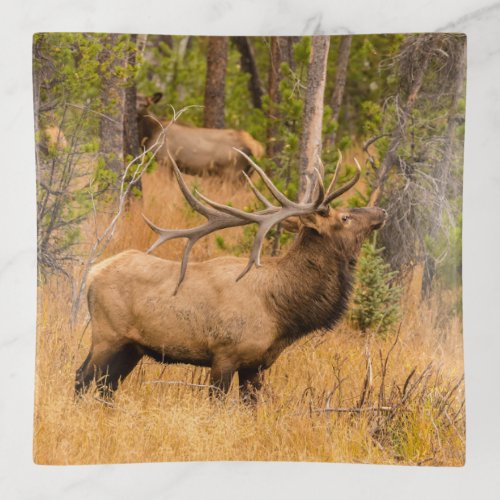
[152,92,163,103]
[281,217,300,233]
[299,213,320,232]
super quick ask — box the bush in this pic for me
[352,241,400,334]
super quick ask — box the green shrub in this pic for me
[352,241,401,334]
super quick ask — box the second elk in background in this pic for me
[136,93,264,180]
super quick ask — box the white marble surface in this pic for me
[1,0,499,498]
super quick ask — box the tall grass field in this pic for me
[33,166,465,466]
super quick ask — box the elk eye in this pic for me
[341,215,351,223]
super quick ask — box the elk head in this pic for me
[136,92,163,116]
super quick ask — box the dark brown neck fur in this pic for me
[265,229,358,344]
[138,114,161,145]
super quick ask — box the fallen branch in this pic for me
[312,405,400,414]
[144,380,216,390]
[143,379,227,397]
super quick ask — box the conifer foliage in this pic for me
[352,242,401,334]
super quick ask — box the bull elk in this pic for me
[75,152,386,403]
[137,93,264,179]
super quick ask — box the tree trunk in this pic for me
[123,84,139,160]
[232,37,264,109]
[368,37,432,207]
[32,34,43,164]
[267,37,296,255]
[204,36,228,129]
[325,35,352,148]
[98,34,143,193]
[267,37,294,160]
[158,35,173,50]
[123,35,139,160]
[136,34,148,58]
[98,34,126,181]
[440,37,467,199]
[421,35,467,297]
[298,36,330,201]
[123,34,142,192]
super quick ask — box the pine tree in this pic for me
[352,242,400,334]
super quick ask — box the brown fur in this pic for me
[137,94,264,180]
[75,207,386,402]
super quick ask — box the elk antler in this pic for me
[143,153,271,294]
[321,151,362,208]
[144,149,360,293]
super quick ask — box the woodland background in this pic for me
[33,33,466,465]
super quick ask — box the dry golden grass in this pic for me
[33,166,465,466]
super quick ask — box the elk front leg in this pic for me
[209,362,235,400]
[238,367,263,405]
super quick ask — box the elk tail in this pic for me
[240,131,264,160]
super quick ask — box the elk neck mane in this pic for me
[137,113,159,144]
[139,113,200,138]
[138,113,185,144]
[263,227,357,344]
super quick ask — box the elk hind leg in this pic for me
[75,342,143,398]
[75,350,94,396]
[209,363,235,400]
[238,367,263,405]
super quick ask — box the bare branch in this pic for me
[70,110,175,324]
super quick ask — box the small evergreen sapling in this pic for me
[352,241,401,334]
